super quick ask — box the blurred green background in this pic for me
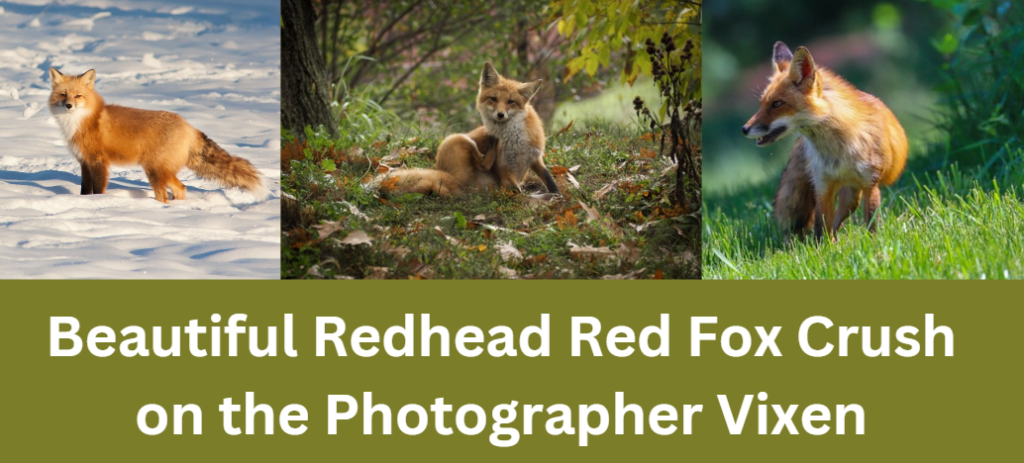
[704,0,949,193]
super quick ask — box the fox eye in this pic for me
[60,92,66,97]
[75,95,82,98]
[507,100,516,106]
[771,100,784,108]
[488,96,497,102]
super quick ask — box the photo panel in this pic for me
[0,0,282,278]
[280,0,701,279]
[702,0,1022,279]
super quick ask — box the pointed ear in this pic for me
[49,68,65,86]
[788,47,816,87]
[80,69,96,88]
[481,62,501,88]
[520,79,542,102]
[773,41,793,73]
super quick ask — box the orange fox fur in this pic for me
[742,42,908,240]
[383,62,558,196]
[48,68,264,203]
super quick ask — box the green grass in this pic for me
[282,116,697,279]
[703,153,1024,279]
[551,77,661,129]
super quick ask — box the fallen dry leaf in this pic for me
[617,241,641,264]
[550,165,579,190]
[339,230,373,246]
[551,119,574,138]
[556,209,579,230]
[661,162,679,177]
[565,171,580,189]
[498,266,519,279]
[568,243,617,260]
[568,241,641,263]
[342,201,371,222]
[635,219,661,233]
[365,266,389,279]
[412,264,434,279]
[593,181,618,201]
[602,268,647,280]
[495,241,523,262]
[525,193,558,208]
[578,200,601,223]
[523,254,547,266]
[380,241,411,260]
[312,220,346,240]
[523,269,557,279]
[434,226,466,247]
[378,175,400,192]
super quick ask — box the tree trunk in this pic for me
[282,0,337,138]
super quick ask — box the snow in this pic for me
[0,0,281,279]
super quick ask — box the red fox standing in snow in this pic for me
[742,42,908,240]
[385,62,559,196]
[48,68,265,203]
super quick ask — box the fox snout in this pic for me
[741,118,771,138]
[743,115,790,147]
[496,111,507,120]
[55,99,78,113]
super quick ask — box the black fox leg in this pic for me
[532,161,560,194]
[80,162,94,195]
[87,161,109,194]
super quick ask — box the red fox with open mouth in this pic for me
[742,42,908,240]
[49,68,265,203]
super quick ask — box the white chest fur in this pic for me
[50,107,91,161]
[484,115,539,176]
[802,133,879,192]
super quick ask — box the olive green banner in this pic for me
[2,281,1018,461]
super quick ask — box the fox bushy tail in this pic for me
[373,168,462,197]
[187,132,265,195]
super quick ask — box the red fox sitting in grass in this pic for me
[741,42,908,241]
[48,68,265,203]
[383,62,559,197]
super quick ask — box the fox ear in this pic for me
[49,68,65,86]
[520,79,542,102]
[481,62,501,88]
[773,41,793,73]
[788,47,816,87]
[80,69,97,88]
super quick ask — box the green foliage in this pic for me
[317,0,559,126]
[928,0,1022,173]
[550,0,701,96]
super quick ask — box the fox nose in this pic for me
[741,125,750,135]
[496,112,506,120]
[65,103,72,109]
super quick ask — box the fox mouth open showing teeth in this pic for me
[756,126,787,146]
